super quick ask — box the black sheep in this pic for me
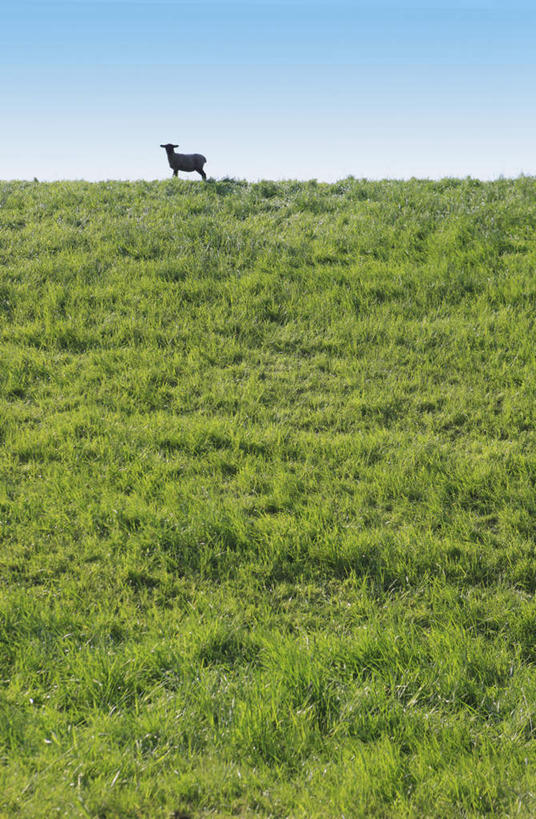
[160,143,207,180]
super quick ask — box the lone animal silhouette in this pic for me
[160,143,207,180]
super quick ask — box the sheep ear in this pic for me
[172,144,179,148]
[160,144,166,147]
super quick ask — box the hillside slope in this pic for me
[2,177,536,816]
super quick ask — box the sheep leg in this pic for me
[172,169,178,178]
[197,168,207,181]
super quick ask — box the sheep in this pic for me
[160,143,207,180]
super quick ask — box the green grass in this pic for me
[1,175,536,817]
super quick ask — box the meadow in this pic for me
[1,175,536,817]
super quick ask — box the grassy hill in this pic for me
[2,176,536,817]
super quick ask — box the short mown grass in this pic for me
[1,176,536,816]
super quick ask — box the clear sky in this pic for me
[2,0,535,181]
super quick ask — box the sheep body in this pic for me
[160,143,207,180]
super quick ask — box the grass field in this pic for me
[1,176,536,817]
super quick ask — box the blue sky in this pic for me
[2,1,535,180]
